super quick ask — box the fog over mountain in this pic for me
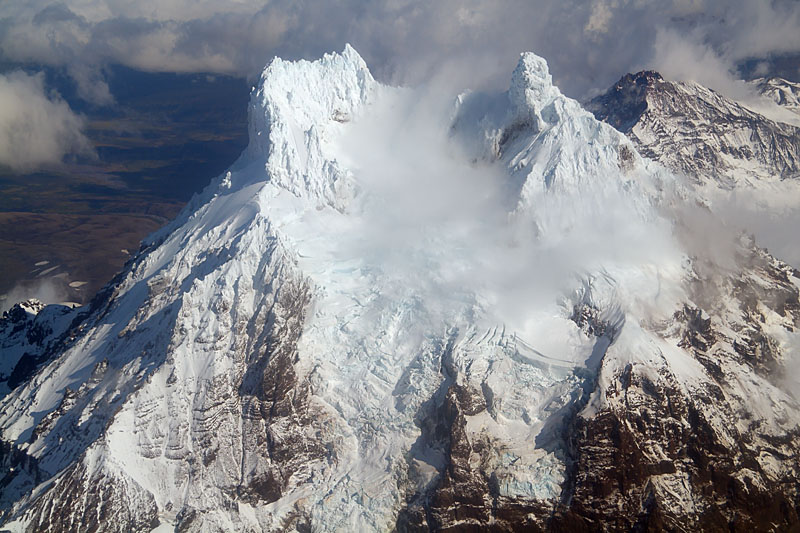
[2,0,799,174]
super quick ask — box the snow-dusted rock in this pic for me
[587,71,800,189]
[753,76,800,119]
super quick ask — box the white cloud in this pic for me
[649,27,756,101]
[2,1,800,102]
[330,82,682,335]
[0,71,94,172]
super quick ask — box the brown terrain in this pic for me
[0,211,176,308]
[0,66,249,310]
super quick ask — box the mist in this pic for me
[329,80,684,342]
[707,182,800,269]
[0,278,71,314]
[783,330,800,400]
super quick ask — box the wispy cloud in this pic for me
[329,80,683,337]
[707,182,800,270]
[0,278,70,313]
[0,71,94,172]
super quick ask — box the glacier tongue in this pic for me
[2,45,798,532]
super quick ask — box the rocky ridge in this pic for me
[587,71,800,189]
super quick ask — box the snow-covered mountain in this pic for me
[1,46,799,532]
[753,76,800,119]
[587,71,800,190]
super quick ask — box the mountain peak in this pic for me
[753,75,800,119]
[588,69,800,187]
[509,52,559,121]
[585,71,665,133]
[256,43,373,128]
[4,299,45,321]
[247,44,376,209]
[620,70,664,87]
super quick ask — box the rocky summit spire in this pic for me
[248,44,376,210]
[508,52,560,124]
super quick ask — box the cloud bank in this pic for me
[1,0,799,102]
[0,71,94,172]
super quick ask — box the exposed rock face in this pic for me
[1,48,799,533]
[572,71,800,532]
[587,71,800,188]
[552,245,800,531]
[23,461,161,533]
[397,242,800,532]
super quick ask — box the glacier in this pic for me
[1,45,799,532]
